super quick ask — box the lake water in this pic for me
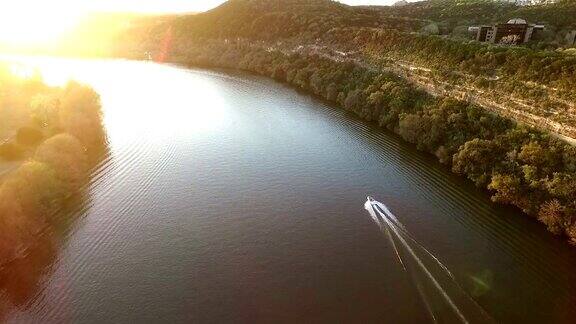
[3,58,576,323]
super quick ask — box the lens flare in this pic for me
[0,1,85,46]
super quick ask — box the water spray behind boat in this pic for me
[365,196,494,324]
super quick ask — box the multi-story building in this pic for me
[566,31,576,47]
[470,19,544,45]
[501,0,558,6]
[469,26,496,42]
[494,19,530,44]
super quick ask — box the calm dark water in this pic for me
[3,58,576,323]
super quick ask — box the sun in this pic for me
[0,1,86,46]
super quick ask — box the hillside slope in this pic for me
[165,0,423,40]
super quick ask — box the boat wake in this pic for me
[364,197,493,324]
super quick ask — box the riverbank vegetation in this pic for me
[0,64,106,263]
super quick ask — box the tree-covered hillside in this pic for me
[137,0,575,105]
[165,0,424,41]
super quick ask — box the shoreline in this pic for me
[170,44,576,245]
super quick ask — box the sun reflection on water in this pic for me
[2,55,232,142]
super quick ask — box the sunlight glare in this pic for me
[3,56,232,140]
[0,1,86,45]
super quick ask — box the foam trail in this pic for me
[365,198,446,322]
[368,199,456,280]
[365,197,493,324]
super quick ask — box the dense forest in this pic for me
[0,64,106,264]
[163,0,411,40]
[119,0,576,244]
